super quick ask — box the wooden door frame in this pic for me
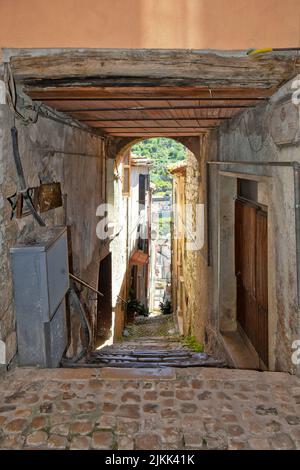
[235,196,269,369]
[217,170,276,370]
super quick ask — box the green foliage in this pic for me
[182,335,204,352]
[131,138,187,197]
[159,299,172,315]
[158,216,172,236]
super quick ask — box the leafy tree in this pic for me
[131,138,187,197]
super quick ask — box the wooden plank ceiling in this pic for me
[10,49,299,138]
[27,85,274,137]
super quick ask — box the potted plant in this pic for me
[159,299,172,315]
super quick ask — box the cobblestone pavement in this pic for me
[0,366,299,450]
[124,314,177,339]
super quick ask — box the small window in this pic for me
[237,178,258,202]
[122,153,131,196]
[139,174,148,207]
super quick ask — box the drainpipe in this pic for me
[206,160,300,305]
[125,196,130,319]
[294,164,300,306]
[206,162,211,266]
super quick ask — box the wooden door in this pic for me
[97,253,112,338]
[235,198,268,367]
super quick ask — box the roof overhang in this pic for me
[2,48,300,138]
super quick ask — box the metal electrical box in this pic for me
[10,227,69,368]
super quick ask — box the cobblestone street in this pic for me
[0,365,299,450]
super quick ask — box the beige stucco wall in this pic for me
[107,155,128,339]
[0,0,299,50]
[109,153,152,338]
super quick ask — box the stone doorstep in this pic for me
[220,331,259,371]
[1,365,293,388]
[6,367,100,381]
[99,367,176,381]
[0,364,6,379]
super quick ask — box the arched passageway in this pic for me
[2,48,300,376]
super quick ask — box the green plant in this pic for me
[183,335,203,353]
[159,299,172,315]
[139,305,150,317]
[126,298,149,317]
[126,298,140,312]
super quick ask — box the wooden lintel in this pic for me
[8,49,299,88]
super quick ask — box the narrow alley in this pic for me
[1,1,300,454]
[77,314,224,368]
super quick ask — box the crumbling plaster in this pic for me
[206,78,300,373]
[0,103,106,367]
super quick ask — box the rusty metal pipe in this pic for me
[69,273,104,297]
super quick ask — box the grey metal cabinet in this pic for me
[10,227,69,367]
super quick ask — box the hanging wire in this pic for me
[3,62,105,139]
[4,62,41,125]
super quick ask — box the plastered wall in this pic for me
[0,0,299,50]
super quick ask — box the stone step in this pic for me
[64,359,226,368]
[95,350,192,357]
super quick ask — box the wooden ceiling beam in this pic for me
[77,117,231,122]
[27,86,274,100]
[34,96,269,102]
[59,104,251,112]
[78,123,227,129]
[99,127,217,131]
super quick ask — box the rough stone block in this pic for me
[91,431,113,450]
[26,431,48,448]
[135,432,161,450]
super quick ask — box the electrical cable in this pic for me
[4,62,105,139]
[61,281,92,365]
[38,105,106,139]
[11,126,46,226]
[4,63,41,125]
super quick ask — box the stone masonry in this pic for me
[0,366,299,450]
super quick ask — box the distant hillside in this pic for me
[131,138,187,196]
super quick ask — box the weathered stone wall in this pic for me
[107,156,128,340]
[0,103,106,368]
[183,150,202,340]
[181,138,214,348]
[204,78,300,373]
[171,138,211,347]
